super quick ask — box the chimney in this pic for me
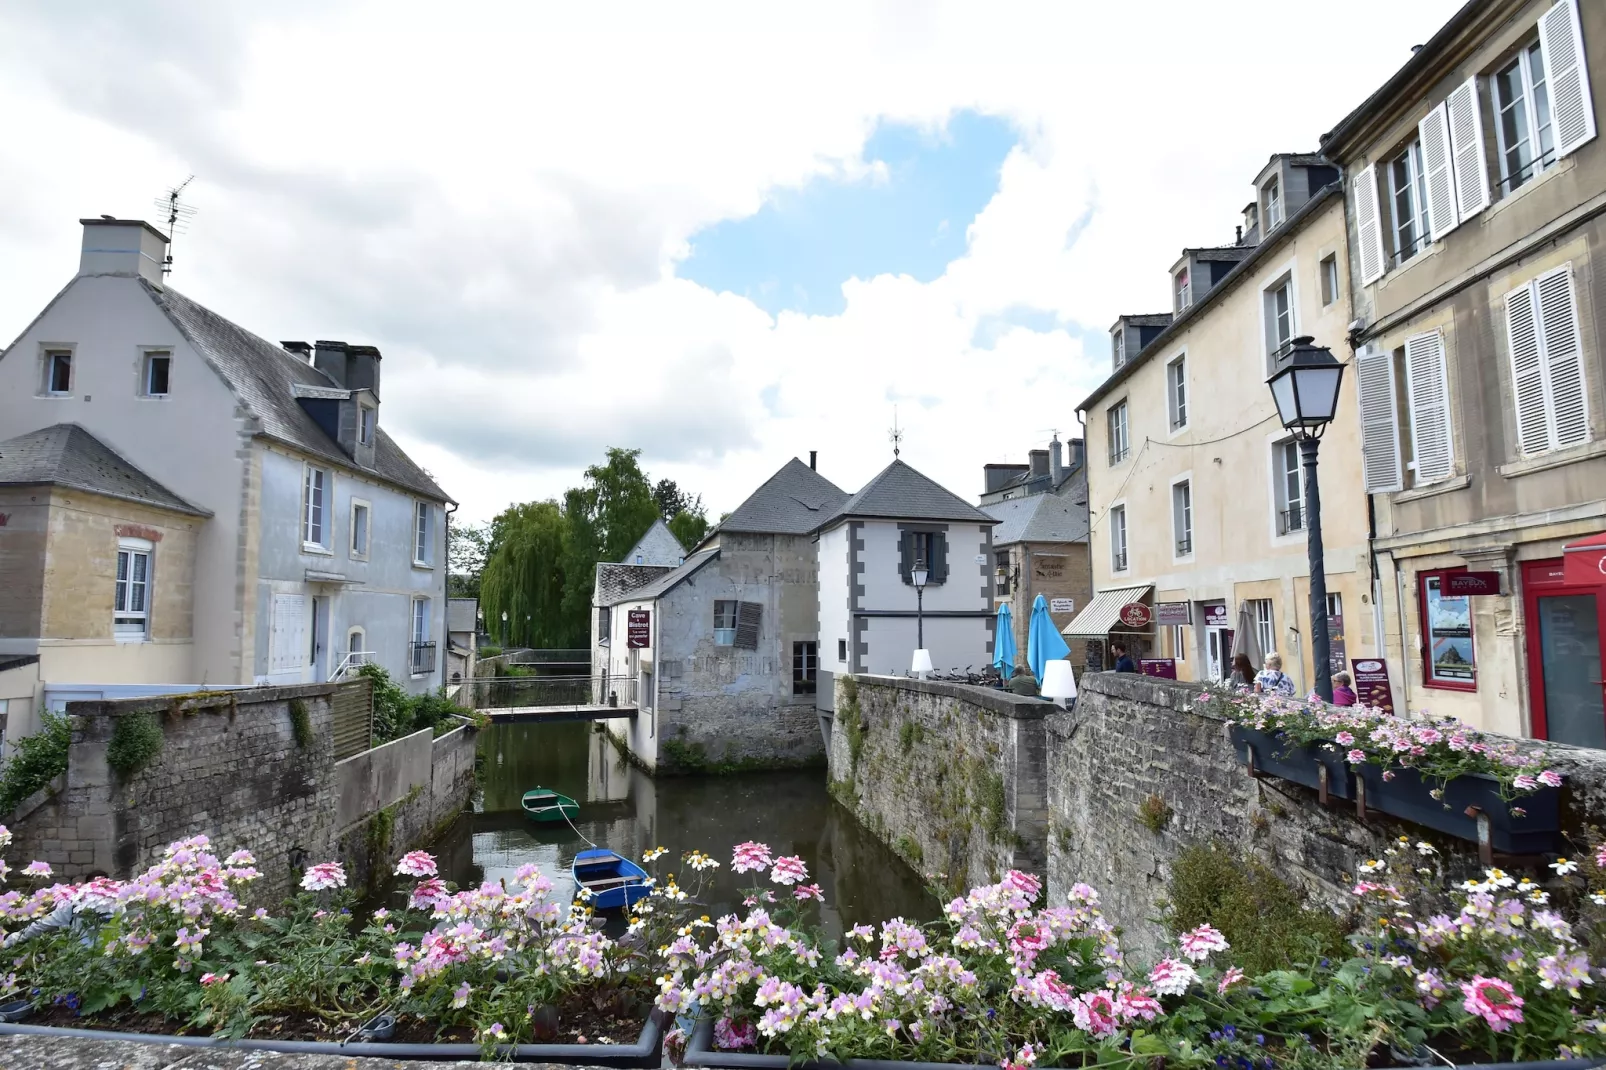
[809,451,817,471]
[281,341,312,361]
[1028,449,1049,479]
[1049,436,1063,485]
[1070,437,1086,472]
[346,344,382,399]
[313,340,349,386]
[79,218,168,286]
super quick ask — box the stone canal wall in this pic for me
[6,682,477,898]
[829,671,1606,962]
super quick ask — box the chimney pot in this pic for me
[809,450,817,471]
[1050,436,1064,485]
[281,341,312,360]
[78,217,168,286]
[313,340,349,387]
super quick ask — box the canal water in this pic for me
[422,722,939,935]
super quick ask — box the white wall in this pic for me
[817,525,850,675]
[857,520,992,611]
[861,615,993,677]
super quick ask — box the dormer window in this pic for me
[359,405,375,445]
[1113,330,1126,367]
[1263,176,1283,229]
[1175,268,1191,312]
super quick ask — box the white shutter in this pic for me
[1356,346,1404,492]
[1404,330,1455,485]
[1446,77,1491,222]
[1505,282,1552,456]
[270,594,309,674]
[1418,103,1459,242]
[1352,164,1386,285]
[1535,264,1591,448]
[1540,0,1596,157]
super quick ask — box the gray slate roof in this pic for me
[447,598,479,634]
[0,424,211,516]
[594,562,675,607]
[622,518,686,566]
[719,458,848,535]
[605,548,719,606]
[144,282,450,503]
[984,470,1089,546]
[817,459,996,530]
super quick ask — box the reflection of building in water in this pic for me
[587,727,632,804]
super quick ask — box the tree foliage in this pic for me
[480,501,573,648]
[448,520,491,598]
[667,509,709,549]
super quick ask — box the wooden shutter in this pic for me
[1446,77,1491,222]
[898,531,912,584]
[1404,330,1455,485]
[270,594,308,674]
[1540,0,1596,158]
[1356,346,1404,492]
[1536,265,1591,448]
[1505,281,1552,456]
[734,601,762,650]
[932,532,949,584]
[1352,164,1386,285]
[1418,103,1458,242]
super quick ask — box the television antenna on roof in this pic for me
[153,176,197,277]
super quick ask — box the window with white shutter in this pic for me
[1506,264,1592,456]
[1353,164,1386,285]
[1446,77,1492,222]
[270,594,309,674]
[1356,347,1404,492]
[1404,330,1455,485]
[1418,103,1459,242]
[1539,0,1596,158]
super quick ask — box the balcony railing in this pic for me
[1278,503,1305,535]
[410,640,437,675]
[1112,551,1128,571]
[1175,537,1192,556]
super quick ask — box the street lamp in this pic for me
[911,559,929,650]
[501,610,508,645]
[1265,336,1346,703]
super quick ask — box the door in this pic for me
[1525,559,1606,749]
[310,597,330,683]
[1207,628,1228,681]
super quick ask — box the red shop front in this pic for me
[1522,535,1606,748]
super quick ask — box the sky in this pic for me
[0,1,1465,525]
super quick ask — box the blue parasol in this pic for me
[1027,593,1071,683]
[993,602,1017,677]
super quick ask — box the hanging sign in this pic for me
[1155,602,1192,625]
[1049,598,1076,614]
[1118,603,1153,628]
[1140,658,1177,679]
[1351,658,1396,715]
[1444,571,1502,596]
[1563,532,1606,585]
[626,609,651,649]
[1203,602,1229,628]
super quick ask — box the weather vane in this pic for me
[889,407,903,458]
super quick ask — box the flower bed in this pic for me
[1229,725,1355,799]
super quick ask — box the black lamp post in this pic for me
[912,560,929,649]
[1265,336,1346,703]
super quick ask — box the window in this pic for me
[1168,625,1187,661]
[793,641,818,695]
[1172,478,1193,557]
[1109,504,1128,572]
[1263,176,1283,229]
[413,502,433,565]
[1420,571,1476,690]
[411,598,435,674]
[1263,275,1294,363]
[1506,264,1590,456]
[1403,330,1455,484]
[142,352,171,396]
[1320,255,1339,306]
[1274,439,1304,534]
[838,638,848,662]
[1494,41,1555,193]
[1356,345,1405,492]
[1326,592,1343,621]
[597,607,611,644]
[996,550,1012,595]
[900,529,947,585]
[1113,330,1126,368]
[114,539,152,639]
[302,466,329,549]
[347,628,366,662]
[1252,599,1276,658]
[1167,356,1187,430]
[1107,401,1129,464]
[714,601,738,646]
[44,350,71,395]
[350,500,370,558]
[359,405,376,445]
[1388,140,1430,264]
[1175,267,1191,312]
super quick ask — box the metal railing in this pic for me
[410,641,437,675]
[1175,537,1192,556]
[1111,550,1128,571]
[330,649,374,682]
[459,673,638,710]
[1278,503,1305,535]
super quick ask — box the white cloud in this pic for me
[0,0,1464,522]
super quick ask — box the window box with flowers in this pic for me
[1228,724,1355,800]
[1354,764,1561,856]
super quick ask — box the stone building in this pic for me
[1073,153,1377,690]
[1322,0,1606,744]
[982,438,1091,657]
[0,217,452,742]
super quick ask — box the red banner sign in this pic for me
[1350,658,1396,715]
[1140,658,1177,679]
[1443,571,1501,596]
[626,608,651,649]
[1203,602,1229,628]
[1118,603,1153,628]
[1563,534,1606,587]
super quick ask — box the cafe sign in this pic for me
[626,608,651,649]
[1117,602,1153,628]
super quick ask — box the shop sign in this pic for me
[1050,597,1075,613]
[1118,602,1153,628]
[1203,603,1229,628]
[1140,658,1177,679]
[626,608,651,649]
[1443,571,1502,596]
[1563,533,1606,586]
[1155,602,1192,625]
[1351,658,1396,715]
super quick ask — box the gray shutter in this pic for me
[898,531,912,584]
[734,602,763,650]
[1536,264,1591,449]
[1352,164,1385,285]
[1540,0,1596,158]
[1356,346,1404,493]
[1418,103,1458,242]
[1404,330,1455,484]
[1446,77,1491,222]
[933,532,949,584]
[597,607,610,641]
[1506,280,1552,456]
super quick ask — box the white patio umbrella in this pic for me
[1229,601,1262,678]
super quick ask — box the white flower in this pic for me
[1415,841,1436,856]
[1550,858,1579,876]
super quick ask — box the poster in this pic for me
[1423,575,1475,683]
[626,608,651,649]
[1351,657,1396,714]
[1140,658,1177,679]
[1327,613,1347,676]
[1050,598,1075,613]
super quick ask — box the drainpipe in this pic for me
[442,501,457,695]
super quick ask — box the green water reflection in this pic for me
[427,722,938,935]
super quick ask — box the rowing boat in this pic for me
[570,848,651,910]
[521,787,580,823]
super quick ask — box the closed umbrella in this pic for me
[1229,601,1262,679]
[1027,594,1071,684]
[993,602,1017,677]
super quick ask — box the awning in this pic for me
[1061,585,1152,638]
[1563,531,1606,586]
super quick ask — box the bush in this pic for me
[0,711,72,813]
[107,712,165,776]
[1165,841,1349,974]
[476,644,503,657]
[357,663,473,746]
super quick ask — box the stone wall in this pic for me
[825,674,1055,897]
[5,682,477,898]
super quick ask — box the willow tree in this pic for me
[479,500,572,648]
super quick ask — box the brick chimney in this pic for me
[79,218,168,286]
[1049,435,1064,485]
[313,340,349,386]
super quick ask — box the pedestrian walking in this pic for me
[1111,641,1138,673]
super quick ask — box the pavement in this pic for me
[1,1032,607,1069]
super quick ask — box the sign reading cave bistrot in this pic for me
[626,609,651,649]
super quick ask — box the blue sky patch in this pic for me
[680,110,1018,316]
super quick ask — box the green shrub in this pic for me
[1137,793,1172,833]
[288,698,313,749]
[1166,842,1349,974]
[0,711,72,813]
[477,645,503,657]
[107,712,165,776]
[357,664,473,746]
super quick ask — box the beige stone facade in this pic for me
[997,540,1092,654]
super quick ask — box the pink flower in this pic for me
[1513,774,1537,792]
[714,1017,757,1050]
[395,851,437,878]
[1346,749,1366,764]
[300,861,346,891]
[1217,967,1246,994]
[1597,843,1606,869]
[1335,732,1355,745]
[1461,975,1524,1032]
[1538,770,1562,788]
[1148,958,1198,997]
[769,855,808,885]
[199,972,229,986]
[732,841,773,873]
[409,877,450,910]
[21,861,51,879]
[1072,990,1119,1037]
[1178,923,1229,961]
[1003,1042,1037,1070]
[793,883,824,902]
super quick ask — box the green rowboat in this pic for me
[521,787,580,823]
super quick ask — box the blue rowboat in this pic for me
[570,848,651,910]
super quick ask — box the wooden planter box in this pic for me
[1229,725,1354,800]
[1355,765,1561,856]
